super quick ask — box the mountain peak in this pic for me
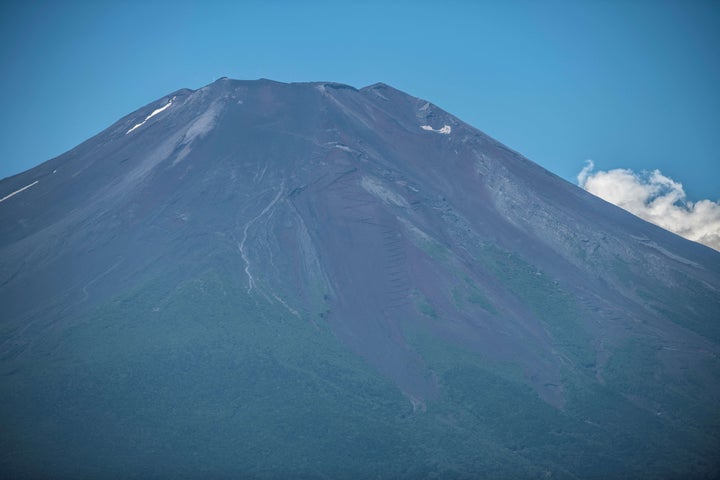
[361,81,393,90]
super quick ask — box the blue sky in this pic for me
[1,0,718,200]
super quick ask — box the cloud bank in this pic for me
[577,161,720,251]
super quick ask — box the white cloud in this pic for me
[577,161,720,251]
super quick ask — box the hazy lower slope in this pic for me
[1,78,719,478]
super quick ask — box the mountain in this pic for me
[1,78,719,479]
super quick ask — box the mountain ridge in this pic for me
[1,77,718,478]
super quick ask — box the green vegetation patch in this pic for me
[450,275,497,314]
[473,244,596,370]
[411,289,438,320]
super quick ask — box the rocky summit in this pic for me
[1,78,719,478]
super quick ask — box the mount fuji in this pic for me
[1,78,718,478]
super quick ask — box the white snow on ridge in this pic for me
[126,98,174,134]
[0,180,39,203]
[421,124,451,135]
[324,141,354,153]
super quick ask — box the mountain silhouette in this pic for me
[1,78,718,478]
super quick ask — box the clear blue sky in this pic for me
[1,0,718,200]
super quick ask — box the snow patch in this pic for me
[325,142,354,153]
[126,98,174,134]
[0,180,39,203]
[421,124,451,135]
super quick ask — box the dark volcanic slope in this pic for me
[1,78,719,478]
